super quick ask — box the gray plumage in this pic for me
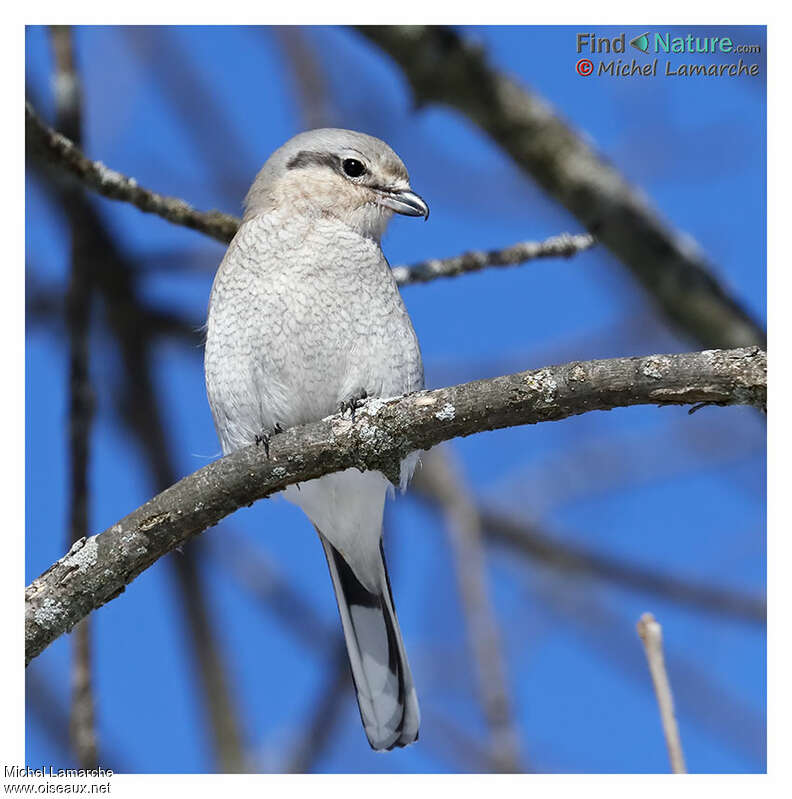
[204,129,427,751]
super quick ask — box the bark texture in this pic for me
[25,347,766,664]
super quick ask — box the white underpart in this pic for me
[283,469,389,592]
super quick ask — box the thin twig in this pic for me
[26,101,597,285]
[529,571,763,765]
[391,233,595,285]
[25,101,239,244]
[25,347,766,664]
[413,448,523,772]
[636,613,687,773]
[356,25,766,350]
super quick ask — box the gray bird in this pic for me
[204,129,428,751]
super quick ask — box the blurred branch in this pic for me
[414,449,523,772]
[25,347,766,664]
[636,613,687,773]
[530,570,764,765]
[485,409,764,517]
[209,532,335,650]
[26,666,82,768]
[208,532,351,773]
[171,550,248,772]
[26,277,202,349]
[483,510,766,624]
[87,220,247,774]
[25,101,239,244]
[69,622,96,768]
[49,24,98,772]
[120,27,254,200]
[26,666,129,772]
[391,233,594,285]
[217,523,501,773]
[285,642,350,774]
[275,27,335,129]
[355,25,766,350]
[423,709,520,773]
[28,140,246,773]
[25,101,597,285]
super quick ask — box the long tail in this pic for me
[318,532,420,751]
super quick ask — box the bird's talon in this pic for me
[255,426,282,459]
[340,390,368,423]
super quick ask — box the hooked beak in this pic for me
[378,188,430,220]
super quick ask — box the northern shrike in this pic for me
[204,129,427,751]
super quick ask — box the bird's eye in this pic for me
[342,159,366,178]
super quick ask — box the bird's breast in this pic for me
[205,214,423,446]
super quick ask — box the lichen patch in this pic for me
[434,403,456,421]
[34,597,65,629]
[641,356,671,380]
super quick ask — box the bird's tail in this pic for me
[318,532,420,751]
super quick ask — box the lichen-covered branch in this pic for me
[25,101,239,245]
[355,25,766,350]
[391,233,595,285]
[26,101,594,287]
[25,347,766,664]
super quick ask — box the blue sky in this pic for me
[25,25,766,773]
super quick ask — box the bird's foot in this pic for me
[339,389,368,423]
[255,423,284,458]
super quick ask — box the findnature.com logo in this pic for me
[575,30,762,78]
[628,32,761,55]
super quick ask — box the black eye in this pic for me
[342,158,366,178]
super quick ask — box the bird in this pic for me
[204,129,428,751]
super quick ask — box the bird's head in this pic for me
[243,128,428,241]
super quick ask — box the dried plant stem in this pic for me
[637,612,687,773]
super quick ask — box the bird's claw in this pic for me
[255,424,283,458]
[339,390,368,423]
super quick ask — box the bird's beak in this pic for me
[379,188,430,220]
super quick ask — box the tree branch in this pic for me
[482,509,766,624]
[29,281,765,627]
[25,101,239,245]
[285,642,350,773]
[25,348,765,664]
[26,101,595,287]
[28,129,247,772]
[355,25,766,350]
[49,24,99,772]
[391,233,595,286]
